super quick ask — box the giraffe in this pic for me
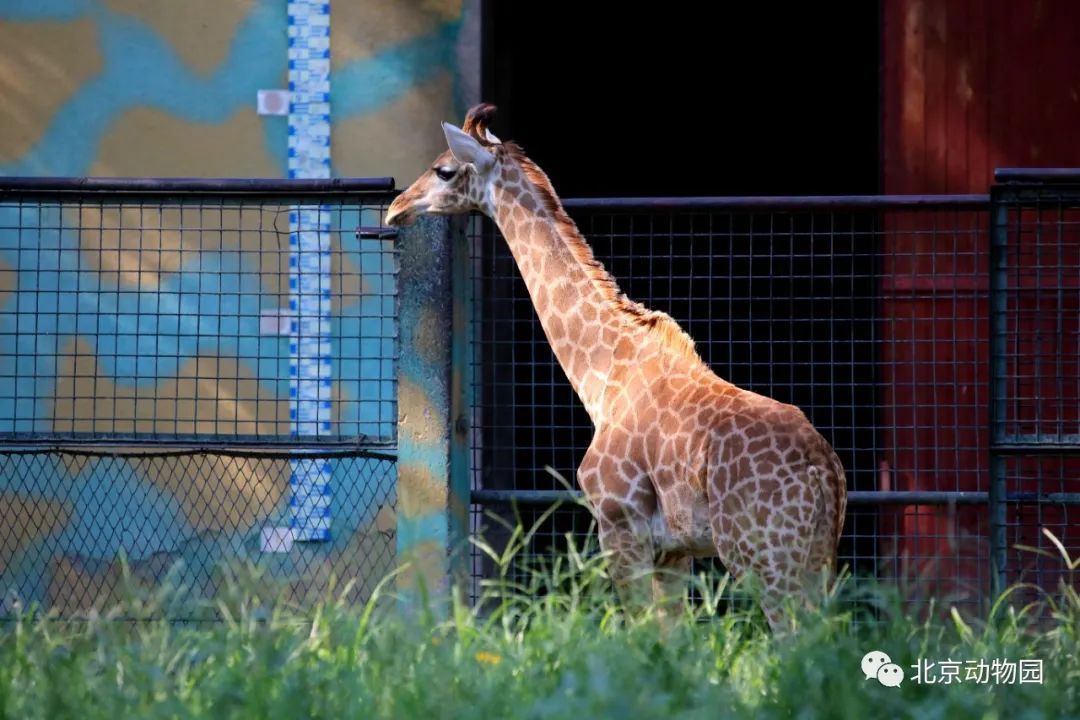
[385,104,848,632]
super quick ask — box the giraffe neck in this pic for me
[485,173,628,423]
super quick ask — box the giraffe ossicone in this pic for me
[386,103,848,633]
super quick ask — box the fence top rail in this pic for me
[994,168,1080,184]
[0,181,993,209]
[559,194,990,211]
[0,176,398,196]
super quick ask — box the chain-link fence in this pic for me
[0,448,396,620]
[465,190,1079,620]
[0,178,400,620]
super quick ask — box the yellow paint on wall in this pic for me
[0,258,15,309]
[395,538,445,594]
[127,450,286,533]
[332,0,462,69]
[413,306,446,366]
[52,341,289,531]
[52,339,290,438]
[48,555,120,614]
[103,0,254,77]
[89,107,280,178]
[73,203,289,296]
[396,377,449,518]
[398,463,448,518]
[331,235,373,315]
[74,205,199,292]
[46,552,175,614]
[397,378,443,448]
[333,72,455,188]
[286,514,396,607]
[0,19,102,164]
[0,495,71,574]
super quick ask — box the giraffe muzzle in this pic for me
[384,199,413,227]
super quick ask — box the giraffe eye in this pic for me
[434,166,456,182]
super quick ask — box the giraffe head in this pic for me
[385,103,504,226]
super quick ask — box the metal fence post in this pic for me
[395,214,470,615]
[988,189,1009,600]
[450,216,476,600]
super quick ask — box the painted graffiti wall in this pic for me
[0,0,479,181]
[0,0,479,615]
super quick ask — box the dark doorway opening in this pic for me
[472,3,884,606]
[482,3,880,198]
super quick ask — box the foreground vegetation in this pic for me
[0,522,1077,719]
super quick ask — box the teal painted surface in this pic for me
[332,23,462,120]
[394,215,457,610]
[1,455,192,605]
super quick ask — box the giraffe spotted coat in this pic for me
[386,104,848,632]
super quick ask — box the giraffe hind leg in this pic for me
[708,488,815,635]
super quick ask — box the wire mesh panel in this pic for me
[1000,455,1079,604]
[990,172,1080,608]
[0,183,398,445]
[0,448,396,620]
[466,197,998,618]
[992,181,1080,445]
[0,179,401,619]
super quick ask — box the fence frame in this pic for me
[988,168,1080,598]
[1,174,1078,617]
[463,185,1080,611]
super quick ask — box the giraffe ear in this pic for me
[442,122,495,173]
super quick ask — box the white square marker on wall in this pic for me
[257,89,290,116]
[260,527,295,553]
[260,308,294,335]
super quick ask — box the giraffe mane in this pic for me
[499,141,702,363]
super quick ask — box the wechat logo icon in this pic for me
[862,650,905,688]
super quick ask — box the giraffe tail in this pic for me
[809,442,848,574]
[828,449,848,553]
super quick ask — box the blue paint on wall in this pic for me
[0,0,94,21]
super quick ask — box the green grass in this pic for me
[0,523,1077,720]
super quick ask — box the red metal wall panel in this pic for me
[883,0,1080,193]
[880,0,1080,605]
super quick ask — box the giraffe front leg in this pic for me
[578,444,656,616]
[596,507,655,614]
[652,552,690,620]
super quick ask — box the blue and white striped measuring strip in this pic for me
[287,0,332,542]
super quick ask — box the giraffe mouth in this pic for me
[385,209,410,227]
[384,204,412,227]
[385,199,429,227]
